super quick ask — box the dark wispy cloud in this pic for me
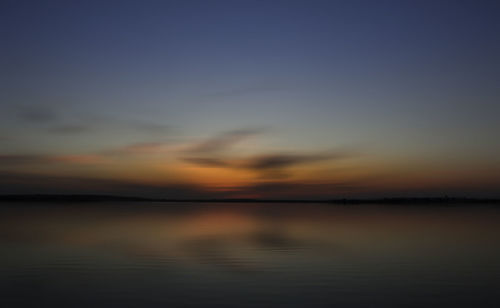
[0,154,106,166]
[129,122,171,134]
[243,151,351,179]
[45,119,171,136]
[184,151,352,179]
[0,171,211,198]
[17,105,58,123]
[231,181,363,199]
[47,120,170,136]
[185,128,266,154]
[100,128,261,157]
[0,154,55,165]
[104,141,172,156]
[182,157,231,168]
[242,152,340,170]
[181,128,356,179]
[48,124,90,134]
[13,103,171,136]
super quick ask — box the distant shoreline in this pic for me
[0,194,499,205]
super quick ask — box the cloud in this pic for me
[122,142,168,152]
[46,120,171,136]
[242,152,336,170]
[104,141,172,156]
[13,103,171,136]
[0,154,106,166]
[186,128,265,154]
[53,155,106,164]
[0,169,366,199]
[48,124,90,134]
[46,120,170,136]
[183,150,354,179]
[102,127,263,158]
[17,105,58,123]
[0,154,55,165]
[129,122,171,133]
[179,128,357,179]
[231,181,363,199]
[0,171,211,198]
[182,157,231,168]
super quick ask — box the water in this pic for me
[1,202,499,307]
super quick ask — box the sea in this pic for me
[1,202,499,307]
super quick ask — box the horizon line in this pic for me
[1,194,499,204]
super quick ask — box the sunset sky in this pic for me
[1,0,499,198]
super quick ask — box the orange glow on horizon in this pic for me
[178,163,256,190]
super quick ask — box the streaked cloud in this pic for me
[129,122,171,134]
[236,181,363,199]
[53,155,107,164]
[242,152,342,170]
[17,105,58,123]
[13,104,171,136]
[184,151,353,179]
[183,157,231,168]
[181,129,355,179]
[185,128,266,154]
[0,154,55,165]
[48,124,90,134]
[104,141,172,156]
[0,154,106,166]
[0,171,211,198]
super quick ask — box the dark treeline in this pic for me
[0,194,499,205]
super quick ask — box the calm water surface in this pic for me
[1,202,499,307]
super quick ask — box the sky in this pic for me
[1,0,499,198]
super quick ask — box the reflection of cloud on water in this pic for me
[0,205,350,273]
[251,229,309,252]
[181,236,260,273]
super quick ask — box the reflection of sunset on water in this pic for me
[2,203,500,307]
[2,204,500,268]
